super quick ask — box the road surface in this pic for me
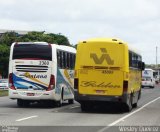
[0,85,160,132]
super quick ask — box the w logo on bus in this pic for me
[90,48,114,65]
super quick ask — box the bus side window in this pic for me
[73,54,76,69]
[132,53,136,68]
[57,50,60,68]
[62,52,66,68]
[129,51,132,67]
[70,54,73,69]
[67,52,70,69]
[135,55,138,68]
[60,51,63,68]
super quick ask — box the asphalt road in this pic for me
[0,85,160,132]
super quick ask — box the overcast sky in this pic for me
[0,0,160,64]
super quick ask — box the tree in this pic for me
[0,31,72,78]
[0,32,19,46]
[0,44,10,77]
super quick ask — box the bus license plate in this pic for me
[27,93,35,96]
[96,90,105,94]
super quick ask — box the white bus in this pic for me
[142,68,155,88]
[9,42,76,107]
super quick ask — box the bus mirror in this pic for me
[141,62,145,70]
[138,61,145,70]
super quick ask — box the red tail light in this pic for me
[47,75,55,91]
[123,81,128,93]
[9,73,16,90]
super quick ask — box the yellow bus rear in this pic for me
[74,38,144,112]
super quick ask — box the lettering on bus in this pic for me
[80,81,120,88]
[21,72,47,79]
[90,48,114,65]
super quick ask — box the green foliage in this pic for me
[18,32,70,45]
[145,64,160,69]
[0,32,19,46]
[0,90,8,97]
[0,31,71,78]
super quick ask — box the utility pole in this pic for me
[156,46,159,83]
[156,46,158,68]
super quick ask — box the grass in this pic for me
[0,90,8,97]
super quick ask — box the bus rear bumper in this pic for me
[74,91,128,103]
[8,89,59,101]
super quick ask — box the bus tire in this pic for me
[23,100,30,107]
[56,89,63,107]
[138,89,141,100]
[56,98,62,107]
[132,91,139,108]
[47,100,55,108]
[81,102,90,112]
[132,102,137,108]
[68,99,74,104]
[17,99,24,107]
[81,103,87,111]
[125,94,133,112]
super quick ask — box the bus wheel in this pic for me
[56,89,63,107]
[133,91,140,108]
[126,95,133,112]
[68,99,74,104]
[47,100,55,108]
[81,102,90,112]
[81,103,87,111]
[132,96,138,108]
[56,98,62,107]
[23,100,30,107]
[132,102,137,108]
[17,99,24,107]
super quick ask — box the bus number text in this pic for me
[102,70,113,74]
[39,61,49,66]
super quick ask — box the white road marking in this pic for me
[98,96,160,132]
[16,115,38,122]
[69,106,80,109]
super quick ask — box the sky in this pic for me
[0,0,160,64]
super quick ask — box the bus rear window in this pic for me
[13,44,52,60]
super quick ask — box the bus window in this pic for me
[13,44,52,60]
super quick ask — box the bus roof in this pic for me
[79,38,141,56]
[51,44,76,53]
[79,38,127,45]
[14,42,48,45]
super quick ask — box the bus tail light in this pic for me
[74,78,78,89]
[9,73,16,90]
[47,75,55,91]
[123,81,128,93]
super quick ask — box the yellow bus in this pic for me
[74,38,145,112]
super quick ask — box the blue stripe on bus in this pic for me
[13,73,47,90]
